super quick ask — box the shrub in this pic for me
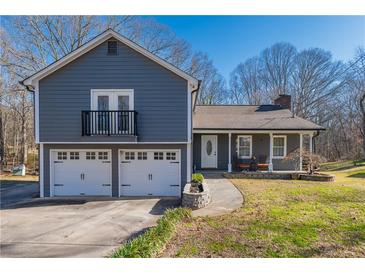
[111,207,192,258]
[192,173,204,183]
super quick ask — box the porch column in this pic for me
[228,132,232,172]
[309,132,313,155]
[269,133,273,172]
[299,133,303,171]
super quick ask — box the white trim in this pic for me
[236,135,252,159]
[23,30,198,88]
[49,149,112,197]
[34,82,39,143]
[309,132,313,155]
[90,89,134,110]
[272,135,287,159]
[39,143,44,197]
[269,133,273,171]
[39,141,189,144]
[118,148,181,198]
[228,132,232,172]
[187,143,192,182]
[187,85,192,142]
[299,133,303,171]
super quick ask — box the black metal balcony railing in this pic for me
[81,110,138,136]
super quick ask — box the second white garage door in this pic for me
[119,150,181,197]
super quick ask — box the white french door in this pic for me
[91,90,134,134]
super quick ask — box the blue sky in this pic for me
[152,16,365,80]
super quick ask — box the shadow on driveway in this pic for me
[1,182,39,209]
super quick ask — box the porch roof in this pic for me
[193,105,325,131]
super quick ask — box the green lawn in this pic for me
[0,173,39,182]
[320,160,365,171]
[162,167,365,258]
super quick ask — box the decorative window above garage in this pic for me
[57,152,67,160]
[138,152,147,160]
[86,152,96,160]
[107,40,118,55]
[154,152,164,160]
[125,151,135,160]
[166,152,176,160]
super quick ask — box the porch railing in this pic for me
[81,110,138,136]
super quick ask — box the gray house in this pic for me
[22,29,324,198]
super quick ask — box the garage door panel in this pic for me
[119,150,180,197]
[52,150,112,196]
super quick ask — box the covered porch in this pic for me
[193,130,317,173]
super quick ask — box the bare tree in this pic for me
[187,52,227,104]
[230,57,265,104]
[261,42,297,98]
[291,48,345,119]
[347,48,365,158]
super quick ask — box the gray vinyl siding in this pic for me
[43,144,187,197]
[39,39,188,142]
[193,133,300,171]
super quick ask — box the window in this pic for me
[107,40,118,55]
[86,152,96,160]
[166,152,176,160]
[237,136,252,158]
[273,136,287,158]
[98,151,108,160]
[138,152,147,160]
[57,152,67,160]
[70,152,79,160]
[154,152,164,160]
[125,151,135,160]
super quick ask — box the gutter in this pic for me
[192,80,202,112]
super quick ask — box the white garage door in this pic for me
[52,150,112,196]
[119,150,181,197]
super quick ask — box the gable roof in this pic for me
[22,29,199,89]
[193,105,325,131]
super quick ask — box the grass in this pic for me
[0,173,39,182]
[111,207,192,258]
[161,166,365,258]
[320,160,365,171]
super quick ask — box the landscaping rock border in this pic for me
[223,172,335,182]
[299,173,335,182]
[182,181,211,209]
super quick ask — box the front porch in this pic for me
[193,131,316,173]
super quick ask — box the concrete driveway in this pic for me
[0,197,179,257]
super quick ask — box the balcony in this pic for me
[81,110,138,136]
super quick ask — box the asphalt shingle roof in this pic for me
[193,105,325,131]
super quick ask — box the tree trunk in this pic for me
[20,118,27,164]
[0,109,4,164]
[360,92,365,159]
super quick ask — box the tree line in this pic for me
[0,16,364,172]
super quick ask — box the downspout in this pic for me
[192,80,202,112]
[191,80,201,173]
[312,130,321,154]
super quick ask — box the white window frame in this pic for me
[272,135,287,159]
[237,135,252,159]
[90,89,134,110]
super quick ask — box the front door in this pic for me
[201,135,217,168]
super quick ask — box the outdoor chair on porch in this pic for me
[236,155,269,171]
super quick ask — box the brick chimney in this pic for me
[274,94,291,110]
